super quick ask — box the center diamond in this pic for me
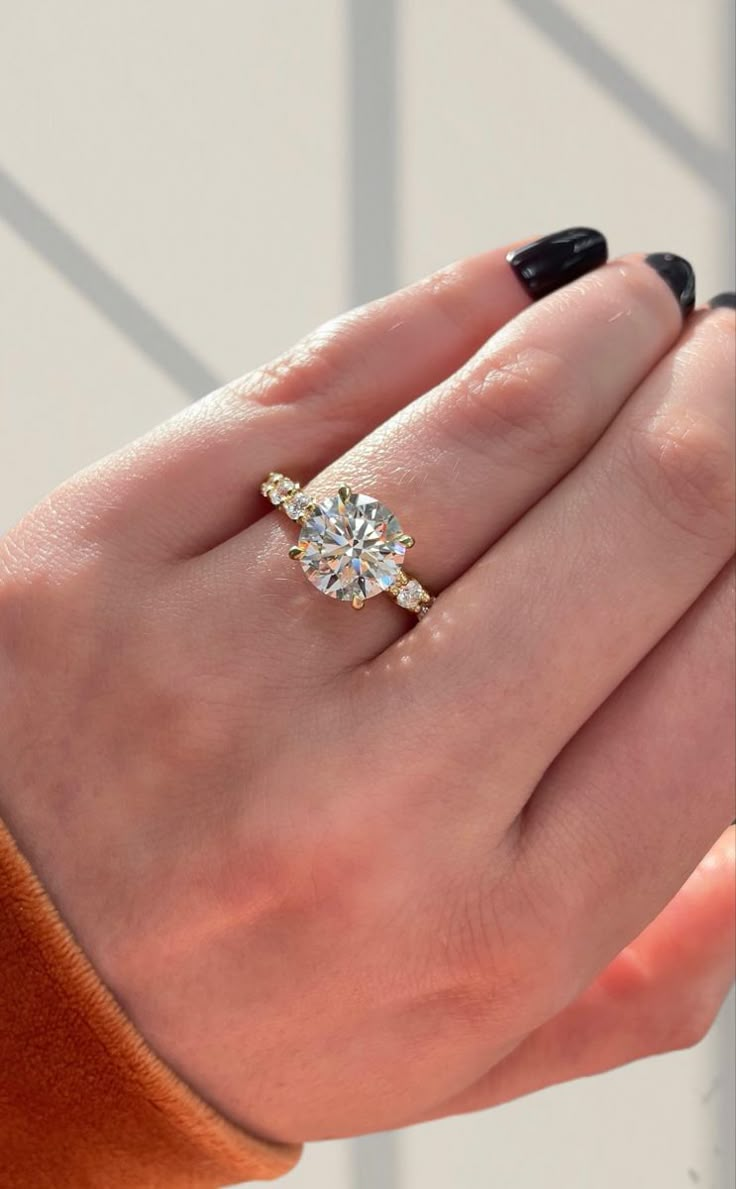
[298,490,406,601]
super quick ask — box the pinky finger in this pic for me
[426,828,735,1119]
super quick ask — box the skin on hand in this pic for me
[0,242,733,1144]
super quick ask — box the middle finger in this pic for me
[403,304,735,800]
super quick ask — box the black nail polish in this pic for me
[644,253,696,316]
[506,227,608,301]
[709,292,736,310]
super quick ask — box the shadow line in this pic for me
[717,989,735,1189]
[510,0,731,199]
[719,0,736,284]
[347,0,398,306]
[351,1131,401,1189]
[0,166,221,399]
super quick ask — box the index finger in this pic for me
[70,228,607,558]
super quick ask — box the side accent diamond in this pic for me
[396,579,426,611]
[270,476,296,505]
[284,491,312,520]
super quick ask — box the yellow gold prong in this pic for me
[265,470,433,618]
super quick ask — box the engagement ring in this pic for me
[261,473,433,617]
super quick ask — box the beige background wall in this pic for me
[1,2,733,1186]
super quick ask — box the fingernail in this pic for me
[709,292,736,310]
[506,227,608,301]
[644,253,696,316]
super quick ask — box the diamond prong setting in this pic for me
[261,473,431,618]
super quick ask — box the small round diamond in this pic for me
[396,579,425,611]
[284,491,312,520]
[270,476,296,505]
[298,490,406,602]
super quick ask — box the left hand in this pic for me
[0,241,733,1142]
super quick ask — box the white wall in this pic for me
[1,3,733,1187]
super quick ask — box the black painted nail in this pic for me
[506,227,608,301]
[709,292,736,310]
[644,253,696,316]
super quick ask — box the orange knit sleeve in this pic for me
[0,819,301,1188]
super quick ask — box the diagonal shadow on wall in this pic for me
[347,0,398,308]
[0,166,222,399]
[509,0,732,201]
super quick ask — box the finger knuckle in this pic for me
[421,263,485,335]
[444,343,592,464]
[663,1001,717,1053]
[0,538,72,673]
[624,411,735,544]
[228,315,359,413]
[0,555,30,676]
[436,857,563,1022]
[440,880,508,991]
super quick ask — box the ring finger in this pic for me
[76,229,604,559]
[212,252,695,664]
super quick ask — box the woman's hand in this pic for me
[1,232,733,1143]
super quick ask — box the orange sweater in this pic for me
[0,820,300,1187]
